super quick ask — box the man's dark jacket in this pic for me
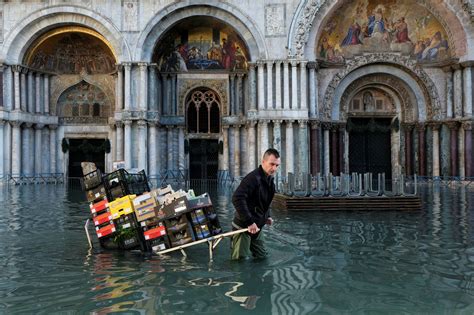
[232,165,275,228]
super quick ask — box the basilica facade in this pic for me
[0,0,473,181]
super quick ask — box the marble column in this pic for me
[35,73,42,113]
[171,74,177,115]
[11,121,22,176]
[447,122,458,176]
[257,61,265,110]
[300,61,308,111]
[165,126,173,171]
[273,120,282,179]
[404,124,414,175]
[308,62,317,118]
[310,122,320,175]
[0,121,4,176]
[115,65,123,112]
[248,63,257,111]
[283,62,290,110]
[458,125,465,178]
[285,120,294,175]
[50,125,57,174]
[463,65,472,117]
[149,65,158,112]
[229,74,235,115]
[266,61,273,109]
[13,66,21,110]
[275,61,282,109]
[148,122,157,175]
[137,120,147,172]
[331,125,338,175]
[259,120,269,161]
[138,63,148,111]
[445,68,454,118]
[27,72,35,113]
[237,73,244,115]
[453,67,463,118]
[247,122,256,172]
[43,75,49,114]
[34,124,43,174]
[178,126,185,171]
[299,120,309,174]
[20,70,27,111]
[291,61,298,109]
[22,123,31,175]
[431,123,441,178]
[115,121,124,161]
[338,124,345,175]
[463,121,473,177]
[124,63,132,111]
[124,120,132,169]
[42,127,50,174]
[417,123,426,176]
[323,125,330,175]
[234,125,241,177]
[222,125,229,172]
[4,122,11,175]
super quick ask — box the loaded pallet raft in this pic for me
[81,163,246,260]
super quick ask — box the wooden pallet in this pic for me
[272,193,422,211]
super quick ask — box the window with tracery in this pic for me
[186,89,220,134]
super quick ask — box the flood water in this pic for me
[0,183,473,314]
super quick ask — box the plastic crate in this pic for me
[103,169,150,201]
[109,195,136,220]
[162,196,188,217]
[85,185,107,203]
[96,223,116,238]
[143,225,166,240]
[192,223,211,240]
[93,211,113,226]
[90,198,109,214]
[82,168,103,191]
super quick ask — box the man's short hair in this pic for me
[263,148,280,159]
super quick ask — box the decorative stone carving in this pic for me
[265,4,286,37]
[462,120,473,130]
[123,0,139,32]
[322,54,441,120]
[291,0,322,58]
[177,78,228,116]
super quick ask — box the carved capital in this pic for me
[123,120,133,127]
[123,63,132,71]
[137,120,147,127]
[310,121,320,129]
[248,62,256,70]
[11,121,23,128]
[415,123,426,132]
[427,121,441,130]
[462,120,473,130]
[401,122,415,131]
[115,121,124,128]
[290,60,298,67]
[0,120,5,126]
[138,62,148,69]
[272,119,283,125]
[445,120,460,130]
[246,120,257,128]
[258,119,269,126]
[298,119,308,127]
[49,124,58,130]
[321,121,332,130]
[24,123,33,128]
[34,123,44,130]
[307,61,319,70]
[11,65,22,73]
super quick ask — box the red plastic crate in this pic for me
[96,223,116,238]
[90,199,109,214]
[93,211,113,226]
[144,226,166,240]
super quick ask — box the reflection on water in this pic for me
[0,184,473,314]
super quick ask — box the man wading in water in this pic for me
[231,148,281,260]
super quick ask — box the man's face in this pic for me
[261,155,281,176]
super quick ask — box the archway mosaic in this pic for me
[317,0,451,63]
[152,16,249,71]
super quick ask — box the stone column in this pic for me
[124,63,132,111]
[300,61,308,111]
[259,120,269,161]
[323,124,330,175]
[331,125,338,175]
[275,61,282,109]
[463,65,472,117]
[42,127,50,174]
[416,123,426,176]
[248,63,257,111]
[247,122,256,172]
[236,73,244,115]
[338,124,345,175]
[266,61,273,109]
[283,61,290,110]
[404,124,414,175]
[148,122,157,176]
[43,74,49,114]
[167,126,174,171]
[310,122,320,175]
[137,120,147,172]
[13,66,21,110]
[35,73,42,113]
[291,61,298,109]
[234,125,241,177]
[431,123,441,178]
[257,61,265,110]
[463,121,473,177]
[171,74,177,115]
[11,121,22,176]
[222,125,229,172]
[0,121,4,176]
[299,120,309,174]
[124,120,132,169]
[138,63,148,111]
[27,71,35,113]
[20,70,27,111]
[285,120,294,175]
[273,120,282,179]
[446,121,458,176]
[308,62,317,118]
[458,125,465,178]
[115,121,124,161]
[229,74,235,115]
[149,64,158,112]
[453,67,463,118]
[34,124,43,174]
[50,125,57,174]
[22,123,31,175]
[445,67,454,118]
[115,65,123,112]
[178,126,185,171]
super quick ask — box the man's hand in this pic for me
[247,223,260,234]
[266,217,273,226]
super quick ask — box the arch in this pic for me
[185,88,221,134]
[288,0,471,60]
[1,6,130,64]
[322,54,442,121]
[136,2,267,62]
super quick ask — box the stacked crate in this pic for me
[103,169,150,202]
[162,196,195,246]
[186,193,222,239]
[108,195,143,250]
[90,198,116,244]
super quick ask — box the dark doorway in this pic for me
[349,118,392,179]
[68,138,106,177]
[189,139,218,180]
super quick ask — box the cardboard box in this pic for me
[186,193,212,210]
[133,193,157,222]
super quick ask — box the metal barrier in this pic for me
[5,173,64,185]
